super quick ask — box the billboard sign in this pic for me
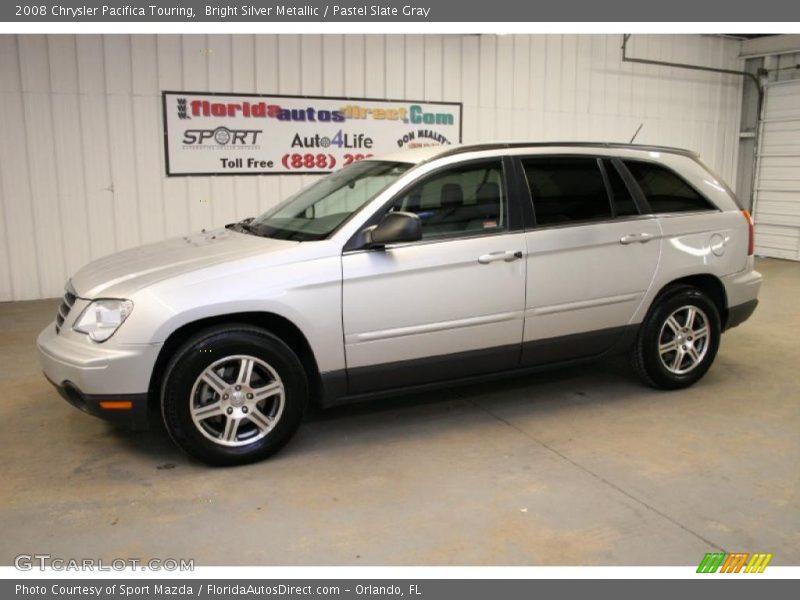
[162,91,462,176]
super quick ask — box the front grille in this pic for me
[55,283,78,334]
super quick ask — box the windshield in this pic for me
[246,161,413,241]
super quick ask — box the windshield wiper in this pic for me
[241,222,260,235]
[226,218,260,236]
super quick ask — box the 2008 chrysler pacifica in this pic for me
[38,143,762,465]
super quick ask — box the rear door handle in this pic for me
[620,232,655,245]
[478,250,523,264]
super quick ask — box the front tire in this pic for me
[161,325,308,466]
[631,286,721,390]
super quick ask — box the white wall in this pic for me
[0,34,743,301]
[773,51,800,82]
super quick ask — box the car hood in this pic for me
[71,228,298,298]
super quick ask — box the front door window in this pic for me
[387,161,507,239]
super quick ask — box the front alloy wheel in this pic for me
[190,355,285,447]
[161,325,308,466]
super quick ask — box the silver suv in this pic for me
[38,143,762,465]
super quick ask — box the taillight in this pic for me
[742,209,754,256]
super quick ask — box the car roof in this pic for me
[378,142,698,165]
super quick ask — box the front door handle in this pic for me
[620,232,655,245]
[478,250,523,264]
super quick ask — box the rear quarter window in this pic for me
[624,160,717,213]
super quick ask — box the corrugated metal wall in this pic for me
[0,34,743,301]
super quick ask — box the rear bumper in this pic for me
[721,267,762,307]
[721,266,762,331]
[45,375,150,430]
[725,299,759,331]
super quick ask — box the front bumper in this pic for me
[37,322,160,429]
[45,375,149,430]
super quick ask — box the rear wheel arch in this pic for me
[650,274,728,326]
[148,312,322,410]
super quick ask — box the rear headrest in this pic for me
[440,183,464,209]
[476,182,501,204]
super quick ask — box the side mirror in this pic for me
[365,211,422,248]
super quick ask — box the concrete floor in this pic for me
[0,257,798,566]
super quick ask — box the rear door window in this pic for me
[522,157,612,225]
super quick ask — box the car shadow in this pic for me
[104,355,648,466]
[306,355,638,423]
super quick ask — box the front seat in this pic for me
[465,182,502,231]
[425,183,464,234]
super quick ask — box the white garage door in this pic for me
[752,79,800,260]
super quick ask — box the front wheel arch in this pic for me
[148,312,322,412]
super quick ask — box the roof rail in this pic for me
[430,142,699,160]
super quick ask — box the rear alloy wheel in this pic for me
[657,305,711,376]
[631,286,721,390]
[161,326,307,466]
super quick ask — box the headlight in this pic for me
[73,299,134,342]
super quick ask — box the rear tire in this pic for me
[630,286,721,390]
[160,325,308,466]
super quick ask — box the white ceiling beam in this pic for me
[740,35,800,58]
